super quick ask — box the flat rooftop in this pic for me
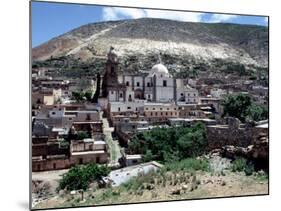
[255,123,268,129]
[71,150,105,156]
[144,102,175,106]
[126,154,142,160]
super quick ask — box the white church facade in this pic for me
[101,47,199,119]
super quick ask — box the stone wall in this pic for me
[206,117,258,149]
[32,152,109,172]
[32,157,71,172]
[207,126,254,149]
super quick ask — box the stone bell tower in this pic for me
[101,46,122,97]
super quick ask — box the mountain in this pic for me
[32,18,268,71]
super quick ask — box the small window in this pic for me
[111,91,114,94]
[181,93,184,96]
[147,82,150,87]
[126,81,130,86]
[163,80,167,87]
[152,108,155,110]
[160,108,163,110]
[119,93,123,98]
[53,163,56,169]
[52,111,55,115]
[146,108,148,110]
[127,107,131,109]
[194,93,196,96]
[136,82,140,87]
[148,94,151,99]
[167,108,170,111]
[111,66,114,73]
[118,107,121,112]
[151,112,153,116]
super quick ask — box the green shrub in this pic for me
[58,164,110,191]
[244,163,255,176]
[76,131,90,140]
[128,123,207,163]
[232,158,247,172]
[165,158,210,172]
[222,93,268,122]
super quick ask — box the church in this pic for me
[102,46,199,105]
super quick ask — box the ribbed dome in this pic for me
[151,63,169,74]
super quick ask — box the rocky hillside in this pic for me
[32,18,268,76]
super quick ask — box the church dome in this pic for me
[151,63,169,75]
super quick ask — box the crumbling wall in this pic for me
[207,126,254,149]
[207,118,268,150]
[207,117,254,149]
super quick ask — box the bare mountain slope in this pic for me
[32,18,268,68]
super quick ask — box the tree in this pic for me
[76,131,90,140]
[128,123,207,163]
[246,104,268,122]
[222,93,252,122]
[72,91,84,102]
[58,164,110,191]
[92,73,101,103]
[222,93,268,122]
[84,91,93,102]
[58,166,88,191]
[142,150,153,162]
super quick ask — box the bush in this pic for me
[232,158,255,176]
[128,123,207,163]
[58,164,110,191]
[165,158,210,172]
[142,150,154,162]
[232,158,247,172]
[222,93,268,122]
[77,131,90,140]
[244,163,255,176]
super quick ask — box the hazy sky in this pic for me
[32,1,268,47]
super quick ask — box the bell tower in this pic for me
[102,47,120,97]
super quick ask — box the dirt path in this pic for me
[101,112,122,165]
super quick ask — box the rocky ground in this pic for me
[32,156,268,209]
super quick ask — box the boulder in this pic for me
[181,184,188,191]
[70,190,76,195]
[171,188,181,195]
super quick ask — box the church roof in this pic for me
[151,63,169,74]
